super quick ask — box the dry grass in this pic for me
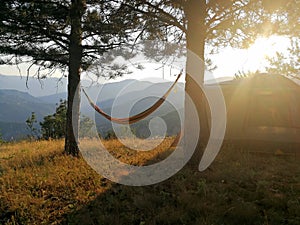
[80,137,176,165]
[0,139,299,225]
[0,138,176,225]
[0,140,103,225]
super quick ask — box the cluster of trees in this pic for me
[26,100,94,141]
[1,0,299,157]
[25,100,67,140]
[40,100,67,140]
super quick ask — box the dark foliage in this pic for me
[40,100,67,140]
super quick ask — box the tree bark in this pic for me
[184,0,210,166]
[65,0,86,156]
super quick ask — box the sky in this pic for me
[0,35,290,84]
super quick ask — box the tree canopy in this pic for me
[0,0,141,77]
[0,0,142,155]
[265,37,300,76]
[122,0,299,56]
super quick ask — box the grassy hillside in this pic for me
[0,140,299,225]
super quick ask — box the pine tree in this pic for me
[40,100,67,140]
[121,0,299,163]
[0,0,140,155]
[25,112,38,140]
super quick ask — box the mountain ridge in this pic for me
[0,78,184,140]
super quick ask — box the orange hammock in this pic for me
[82,71,182,125]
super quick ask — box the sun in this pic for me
[245,35,290,71]
[248,37,277,59]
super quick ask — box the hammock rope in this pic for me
[82,71,182,125]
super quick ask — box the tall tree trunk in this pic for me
[184,0,210,166]
[65,0,85,156]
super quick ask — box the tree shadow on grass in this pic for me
[61,166,213,225]
[61,143,300,225]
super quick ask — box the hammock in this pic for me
[82,71,182,125]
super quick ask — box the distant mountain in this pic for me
[0,74,67,97]
[95,99,183,139]
[0,89,55,123]
[35,79,179,115]
[0,121,28,141]
[0,90,56,140]
[0,89,44,104]
[81,81,184,114]
[0,74,153,99]
[81,79,154,105]
[0,75,187,140]
[83,82,184,138]
[37,79,154,105]
[205,76,234,84]
[38,92,67,104]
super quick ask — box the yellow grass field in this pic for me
[0,139,299,225]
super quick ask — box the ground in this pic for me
[0,139,299,225]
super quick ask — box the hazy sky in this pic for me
[0,35,290,83]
